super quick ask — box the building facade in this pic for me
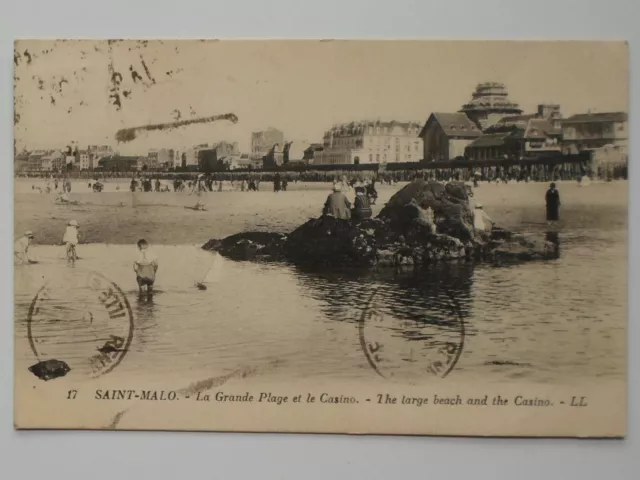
[419,113,482,162]
[27,150,48,171]
[184,144,210,167]
[15,151,30,172]
[87,145,113,170]
[198,141,241,171]
[78,150,91,170]
[250,128,285,167]
[459,82,523,130]
[98,156,141,171]
[157,149,176,169]
[312,120,422,166]
[561,112,628,154]
[44,151,65,171]
[147,149,159,169]
[465,118,561,162]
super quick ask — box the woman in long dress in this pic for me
[545,183,560,221]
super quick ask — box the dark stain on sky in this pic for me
[115,113,239,143]
[130,67,143,84]
[112,71,123,85]
[140,55,156,84]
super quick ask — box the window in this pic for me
[376,154,380,162]
[369,154,373,162]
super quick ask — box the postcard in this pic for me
[14,40,627,436]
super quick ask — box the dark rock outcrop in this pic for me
[202,232,287,260]
[378,179,474,241]
[284,216,377,266]
[203,180,560,268]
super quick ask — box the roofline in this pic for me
[562,114,628,124]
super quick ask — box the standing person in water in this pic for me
[14,230,36,265]
[63,220,80,261]
[545,182,561,222]
[133,239,159,293]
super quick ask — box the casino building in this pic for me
[459,82,523,130]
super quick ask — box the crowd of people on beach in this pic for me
[17,156,627,188]
[15,172,564,299]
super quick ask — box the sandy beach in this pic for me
[14,179,628,246]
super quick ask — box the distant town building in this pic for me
[303,143,324,163]
[98,156,142,171]
[419,113,482,162]
[463,103,564,162]
[465,117,561,162]
[227,154,252,170]
[78,150,91,170]
[278,140,311,164]
[44,151,65,171]
[147,148,159,169]
[561,112,628,154]
[184,144,209,167]
[27,150,48,171]
[198,141,241,171]
[459,82,523,130]
[171,149,183,169]
[157,149,176,169]
[51,154,66,171]
[312,120,422,165]
[14,151,30,172]
[250,128,285,168]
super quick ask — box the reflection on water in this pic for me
[14,221,626,386]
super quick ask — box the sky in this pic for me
[13,40,629,155]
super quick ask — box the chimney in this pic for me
[537,104,561,119]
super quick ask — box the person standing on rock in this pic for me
[323,184,351,220]
[473,204,493,234]
[545,182,561,222]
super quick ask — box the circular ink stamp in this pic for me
[359,287,465,381]
[27,270,134,380]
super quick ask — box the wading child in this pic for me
[133,239,159,293]
[63,220,80,261]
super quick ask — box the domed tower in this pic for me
[459,82,523,130]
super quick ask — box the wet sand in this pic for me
[14,179,628,245]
